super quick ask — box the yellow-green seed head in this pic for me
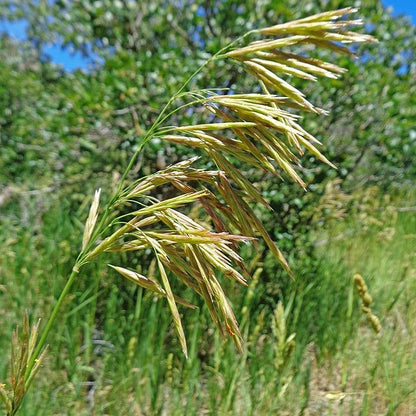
[362,293,373,306]
[361,305,371,314]
[368,313,381,333]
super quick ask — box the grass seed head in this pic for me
[82,188,101,251]
[354,274,381,334]
[368,313,382,333]
[78,8,375,357]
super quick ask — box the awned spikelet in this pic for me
[82,188,101,251]
[108,265,197,309]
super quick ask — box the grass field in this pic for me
[1,190,415,415]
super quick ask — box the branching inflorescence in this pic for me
[1,8,376,415]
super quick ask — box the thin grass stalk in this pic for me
[24,267,79,380]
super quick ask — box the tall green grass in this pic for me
[2,190,414,414]
[307,191,416,415]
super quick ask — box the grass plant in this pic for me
[0,8,377,415]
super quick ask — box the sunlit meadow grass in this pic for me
[2,190,414,415]
[307,190,416,415]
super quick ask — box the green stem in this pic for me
[24,266,80,381]
[115,58,215,193]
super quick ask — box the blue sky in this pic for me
[384,0,416,22]
[0,19,96,71]
[0,1,414,71]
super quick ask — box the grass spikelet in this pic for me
[82,188,101,251]
[306,38,355,56]
[289,7,358,23]
[109,265,196,308]
[257,51,346,79]
[155,256,188,358]
[211,276,244,352]
[244,60,319,112]
[250,57,318,81]
[216,172,292,276]
[186,246,225,335]
[24,347,48,392]
[130,190,207,217]
[175,121,256,131]
[224,36,308,58]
